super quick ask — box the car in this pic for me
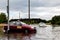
[3,20,36,33]
[39,22,47,27]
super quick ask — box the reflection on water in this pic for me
[2,33,36,40]
[0,24,60,40]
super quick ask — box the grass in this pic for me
[0,24,7,36]
[0,24,7,27]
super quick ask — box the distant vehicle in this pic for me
[39,22,47,27]
[3,21,36,33]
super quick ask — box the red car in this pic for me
[3,21,36,33]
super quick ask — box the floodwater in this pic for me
[0,24,60,40]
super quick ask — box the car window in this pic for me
[10,21,16,25]
[16,21,22,26]
[9,21,26,26]
[9,21,22,26]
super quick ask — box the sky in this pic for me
[0,0,60,20]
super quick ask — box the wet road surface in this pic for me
[0,24,60,40]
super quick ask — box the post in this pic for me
[7,0,9,32]
[19,12,20,19]
[28,0,30,24]
[28,0,30,19]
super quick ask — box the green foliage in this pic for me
[47,20,52,23]
[51,16,60,25]
[0,13,7,23]
[22,19,47,24]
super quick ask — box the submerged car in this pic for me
[39,22,47,27]
[3,21,36,33]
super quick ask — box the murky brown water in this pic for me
[0,24,60,40]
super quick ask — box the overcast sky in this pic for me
[0,0,60,20]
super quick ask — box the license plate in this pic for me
[17,26,22,29]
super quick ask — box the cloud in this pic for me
[1,0,60,10]
[0,0,60,20]
[30,7,60,20]
[30,0,60,7]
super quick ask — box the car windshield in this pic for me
[9,21,26,26]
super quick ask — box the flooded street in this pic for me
[0,24,60,40]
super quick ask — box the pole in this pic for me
[19,12,20,19]
[28,0,30,19]
[7,0,9,32]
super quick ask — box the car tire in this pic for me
[33,28,37,33]
[24,29,29,33]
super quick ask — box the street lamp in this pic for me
[7,0,9,32]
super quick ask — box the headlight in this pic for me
[31,27,34,28]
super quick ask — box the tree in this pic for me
[51,15,60,25]
[0,13,7,23]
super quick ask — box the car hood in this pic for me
[22,24,33,28]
